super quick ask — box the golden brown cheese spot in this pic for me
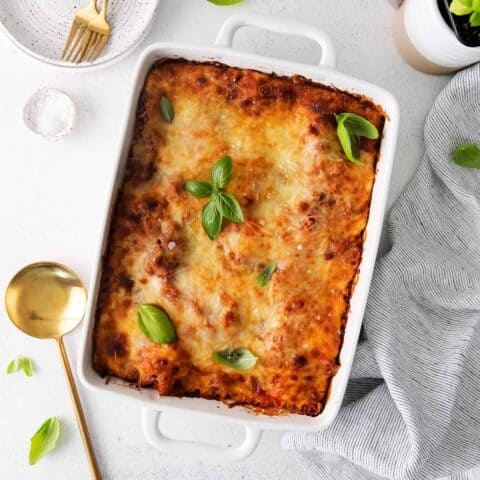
[92,60,385,417]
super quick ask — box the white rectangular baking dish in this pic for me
[78,13,399,462]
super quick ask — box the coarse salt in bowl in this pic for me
[23,88,76,141]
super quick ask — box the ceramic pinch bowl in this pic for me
[23,88,76,141]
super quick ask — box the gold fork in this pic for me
[62,0,111,64]
[61,0,98,61]
[83,0,111,63]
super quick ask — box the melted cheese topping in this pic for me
[93,60,385,416]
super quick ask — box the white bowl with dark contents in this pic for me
[0,0,158,70]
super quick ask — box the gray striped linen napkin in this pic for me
[282,63,480,480]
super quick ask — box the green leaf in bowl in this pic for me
[450,0,474,16]
[137,304,178,344]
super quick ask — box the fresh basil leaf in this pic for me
[207,0,244,4]
[450,0,474,15]
[336,117,362,164]
[29,417,61,465]
[257,262,277,287]
[185,180,213,198]
[21,357,33,377]
[160,95,174,124]
[453,143,480,169]
[202,200,223,239]
[470,10,480,25]
[6,357,20,374]
[211,156,232,190]
[215,192,244,223]
[7,356,33,376]
[138,304,178,344]
[335,113,379,139]
[212,348,258,371]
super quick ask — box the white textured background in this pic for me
[0,1,449,479]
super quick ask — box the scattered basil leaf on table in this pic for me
[185,181,213,198]
[160,95,174,123]
[6,357,20,374]
[453,143,480,169]
[185,156,244,239]
[6,356,33,377]
[335,113,379,164]
[137,304,178,344]
[212,348,258,371]
[257,262,277,288]
[29,417,61,465]
[215,192,244,223]
[211,156,233,190]
[207,0,244,5]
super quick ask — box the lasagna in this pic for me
[92,60,385,416]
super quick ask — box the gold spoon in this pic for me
[5,261,101,480]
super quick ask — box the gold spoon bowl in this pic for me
[5,262,86,339]
[5,262,100,479]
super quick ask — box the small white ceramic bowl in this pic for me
[24,88,76,141]
[0,0,158,70]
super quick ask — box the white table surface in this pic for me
[0,1,450,479]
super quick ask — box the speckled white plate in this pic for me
[0,0,158,70]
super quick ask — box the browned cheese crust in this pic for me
[92,60,385,416]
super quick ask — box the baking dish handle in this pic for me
[142,409,262,462]
[215,13,336,69]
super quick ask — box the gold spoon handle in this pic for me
[58,337,101,480]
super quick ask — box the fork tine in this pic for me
[74,28,93,64]
[86,33,102,62]
[61,21,80,60]
[90,35,108,62]
[65,24,86,62]
[81,31,98,62]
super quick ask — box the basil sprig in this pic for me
[7,355,33,377]
[185,181,212,198]
[29,417,61,465]
[450,0,480,27]
[211,155,233,189]
[335,113,379,164]
[207,0,244,4]
[202,201,223,239]
[160,95,174,124]
[185,156,244,239]
[137,304,178,344]
[215,193,244,223]
[453,143,480,169]
[257,262,277,287]
[212,348,258,371]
